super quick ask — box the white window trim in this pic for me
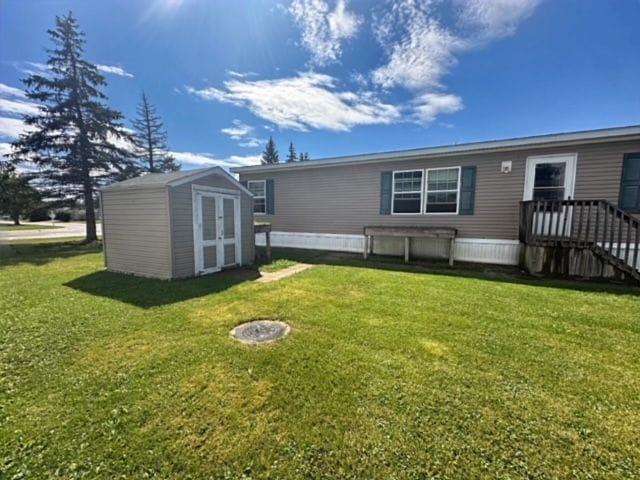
[424,166,461,215]
[248,179,267,215]
[391,169,424,215]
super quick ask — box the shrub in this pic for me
[28,208,50,222]
[54,210,72,222]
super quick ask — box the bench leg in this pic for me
[404,237,410,263]
[266,232,272,263]
[449,238,455,267]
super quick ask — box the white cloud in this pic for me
[12,61,50,76]
[97,64,134,78]
[238,137,263,148]
[0,84,38,134]
[221,119,265,148]
[0,98,40,116]
[170,151,261,169]
[457,0,540,42]
[221,119,254,139]
[226,70,258,78]
[289,0,361,65]
[373,17,461,90]
[412,93,463,123]
[0,117,31,139]
[187,72,400,132]
[0,83,27,98]
[368,0,537,123]
[0,142,12,158]
[372,0,539,91]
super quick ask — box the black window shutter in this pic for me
[619,153,640,212]
[459,166,477,215]
[266,179,275,214]
[380,171,392,215]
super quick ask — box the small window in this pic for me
[425,167,460,214]
[248,180,266,214]
[392,170,423,214]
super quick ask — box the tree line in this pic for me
[261,137,311,164]
[0,13,179,240]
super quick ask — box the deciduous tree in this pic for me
[0,173,41,225]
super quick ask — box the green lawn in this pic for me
[0,223,61,231]
[256,247,325,273]
[1,241,639,479]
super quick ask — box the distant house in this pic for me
[233,126,640,281]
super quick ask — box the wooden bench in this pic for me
[363,226,458,266]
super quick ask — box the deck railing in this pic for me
[519,199,640,274]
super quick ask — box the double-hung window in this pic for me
[425,167,461,214]
[392,170,423,214]
[248,180,266,214]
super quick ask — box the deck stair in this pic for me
[519,199,640,283]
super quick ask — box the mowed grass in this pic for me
[1,241,639,479]
[256,247,325,273]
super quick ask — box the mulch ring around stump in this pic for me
[230,320,290,345]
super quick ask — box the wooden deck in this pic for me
[362,226,457,265]
[519,199,640,282]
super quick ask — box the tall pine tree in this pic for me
[261,136,279,164]
[132,92,179,173]
[286,142,297,163]
[11,12,131,242]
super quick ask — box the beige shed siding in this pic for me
[101,187,172,279]
[169,173,254,278]
[242,140,640,240]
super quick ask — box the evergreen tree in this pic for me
[10,12,132,242]
[0,172,42,225]
[300,152,311,161]
[261,136,279,164]
[132,92,179,173]
[286,142,297,163]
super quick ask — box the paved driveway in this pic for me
[0,221,102,241]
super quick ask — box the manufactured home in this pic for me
[100,167,254,280]
[234,126,640,281]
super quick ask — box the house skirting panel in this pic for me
[255,231,522,266]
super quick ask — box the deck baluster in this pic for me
[616,211,623,259]
[633,221,640,270]
[609,206,616,253]
[585,202,592,247]
[530,201,538,243]
[576,201,585,247]
[593,201,601,250]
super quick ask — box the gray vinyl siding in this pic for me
[101,187,172,279]
[240,140,640,240]
[169,173,254,278]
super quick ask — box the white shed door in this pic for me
[193,191,241,275]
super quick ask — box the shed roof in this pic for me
[100,166,252,195]
[231,125,640,174]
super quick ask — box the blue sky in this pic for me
[1,0,639,170]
